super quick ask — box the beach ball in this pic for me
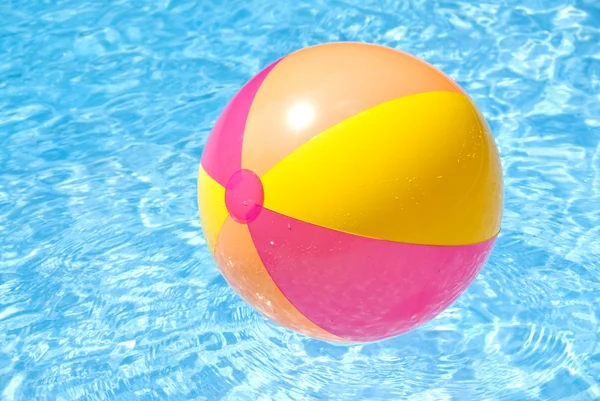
[198,42,503,343]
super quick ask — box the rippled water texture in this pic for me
[1,0,599,400]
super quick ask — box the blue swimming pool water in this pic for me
[1,0,599,399]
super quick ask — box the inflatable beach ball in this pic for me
[198,42,503,343]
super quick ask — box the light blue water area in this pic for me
[0,0,599,399]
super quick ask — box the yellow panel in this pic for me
[261,91,503,246]
[197,165,229,253]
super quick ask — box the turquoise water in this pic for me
[1,0,599,399]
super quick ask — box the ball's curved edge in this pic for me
[199,57,283,186]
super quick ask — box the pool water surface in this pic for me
[0,0,599,400]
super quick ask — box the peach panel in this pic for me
[213,217,345,342]
[242,42,463,176]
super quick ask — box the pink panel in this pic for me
[248,208,496,342]
[200,58,282,186]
